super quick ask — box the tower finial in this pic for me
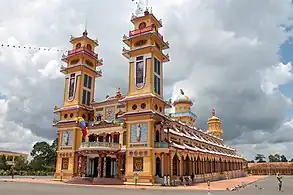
[116,87,121,97]
[83,30,88,37]
[212,108,216,116]
[180,89,184,95]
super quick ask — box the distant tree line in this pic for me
[247,153,293,163]
[0,139,57,176]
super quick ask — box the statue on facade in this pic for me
[136,124,142,142]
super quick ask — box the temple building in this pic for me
[0,151,28,166]
[53,8,246,185]
[248,162,293,175]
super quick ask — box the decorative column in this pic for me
[161,153,164,176]
[77,154,82,176]
[117,154,121,178]
[103,156,106,177]
[82,155,87,176]
[169,153,173,177]
[98,155,102,177]
[180,156,183,176]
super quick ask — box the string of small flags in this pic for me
[0,43,69,52]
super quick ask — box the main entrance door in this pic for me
[106,157,112,178]
[93,157,99,177]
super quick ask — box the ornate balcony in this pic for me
[128,26,168,49]
[129,26,153,37]
[122,47,130,58]
[154,142,169,148]
[80,142,121,150]
[52,118,60,126]
[97,58,103,66]
[96,69,102,77]
[62,47,99,62]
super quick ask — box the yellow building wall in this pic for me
[125,118,157,183]
[175,104,191,113]
[133,15,161,30]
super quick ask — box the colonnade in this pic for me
[155,152,244,177]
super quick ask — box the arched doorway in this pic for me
[155,157,161,177]
[172,154,180,176]
[184,155,190,175]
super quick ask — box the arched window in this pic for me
[76,43,81,49]
[96,113,102,121]
[88,134,97,142]
[155,130,160,142]
[139,22,146,29]
[98,136,104,142]
[86,44,92,51]
[113,134,119,143]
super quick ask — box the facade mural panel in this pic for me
[105,106,115,121]
[68,73,77,101]
[61,130,73,147]
[131,123,148,143]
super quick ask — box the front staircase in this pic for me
[93,177,124,185]
[65,177,93,185]
[65,177,124,185]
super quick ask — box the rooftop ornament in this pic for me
[180,89,184,95]
[82,30,88,37]
[212,108,216,116]
[116,88,122,97]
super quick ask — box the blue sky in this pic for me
[0,94,7,100]
[280,38,293,117]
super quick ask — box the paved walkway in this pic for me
[0,175,266,191]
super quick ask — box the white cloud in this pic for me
[38,60,63,79]
[261,62,293,94]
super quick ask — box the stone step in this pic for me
[93,178,124,185]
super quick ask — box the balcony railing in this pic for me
[129,26,165,42]
[154,142,169,148]
[169,111,197,118]
[62,47,99,60]
[80,142,121,149]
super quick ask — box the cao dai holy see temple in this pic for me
[52,8,246,185]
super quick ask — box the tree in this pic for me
[255,154,266,163]
[290,158,293,162]
[268,154,276,162]
[280,155,288,162]
[268,154,288,162]
[0,155,7,170]
[14,156,28,171]
[30,138,57,172]
[274,154,281,162]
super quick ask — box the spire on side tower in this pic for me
[207,108,223,138]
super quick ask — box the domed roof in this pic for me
[173,89,193,106]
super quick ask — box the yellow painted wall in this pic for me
[175,104,191,113]
[71,38,96,52]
